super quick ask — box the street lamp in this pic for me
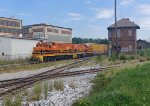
[114,0,119,58]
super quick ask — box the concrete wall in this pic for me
[0,37,39,60]
[0,37,12,56]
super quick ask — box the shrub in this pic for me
[3,95,22,106]
[147,58,150,61]
[129,55,135,60]
[54,79,64,91]
[119,54,126,60]
[31,83,42,100]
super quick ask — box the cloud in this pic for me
[91,8,114,19]
[17,13,32,16]
[137,17,150,30]
[0,8,11,12]
[85,25,107,38]
[85,0,91,4]
[120,0,134,5]
[137,4,150,16]
[67,13,83,20]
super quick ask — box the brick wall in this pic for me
[109,28,137,54]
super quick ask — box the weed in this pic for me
[44,81,49,99]
[31,83,42,101]
[69,82,76,90]
[49,81,54,92]
[54,79,64,91]
[72,98,90,106]
[94,55,103,66]
[3,95,22,106]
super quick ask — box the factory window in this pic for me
[3,20,7,26]
[53,29,58,33]
[33,28,43,32]
[1,28,5,33]
[7,21,12,26]
[47,28,52,32]
[128,30,132,36]
[117,29,121,38]
[61,30,71,35]
[10,28,14,33]
[128,45,132,52]
[11,21,16,27]
[16,22,20,27]
[5,28,9,33]
[0,20,3,25]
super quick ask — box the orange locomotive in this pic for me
[31,42,92,62]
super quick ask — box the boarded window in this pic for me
[128,30,132,36]
[128,45,132,52]
[117,29,121,38]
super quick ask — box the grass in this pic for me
[3,95,22,106]
[44,81,49,99]
[73,62,150,106]
[49,81,54,92]
[30,82,42,101]
[54,79,64,91]
[0,59,75,74]
[0,58,29,65]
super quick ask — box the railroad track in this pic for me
[0,57,94,96]
[0,68,107,96]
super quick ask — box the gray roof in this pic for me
[23,23,72,30]
[108,18,140,29]
[137,39,150,45]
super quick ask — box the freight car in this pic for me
[31,42,108,62]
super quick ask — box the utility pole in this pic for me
[114,0,118,58]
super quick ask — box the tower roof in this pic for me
[108,18,140,29]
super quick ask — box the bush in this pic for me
[119,54,126,60]
[54,79,64,91]
[4,95,22,106]
[129,55,135,60]
[31,83,42,100]
[147,58,150,61]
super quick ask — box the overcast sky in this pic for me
[0,0,150,40]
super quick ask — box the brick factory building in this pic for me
[22,23,72,43]
[108,18,140,54]
[0,17,22,37]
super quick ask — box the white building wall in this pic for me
[0,37,39,60]
[11,39,39,59]
[0,37,12,56]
